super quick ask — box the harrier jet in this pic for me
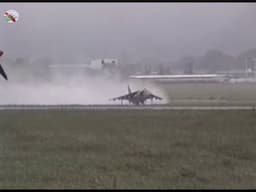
[0,50,7,80]
[110,85,162,105]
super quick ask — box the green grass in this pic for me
[1,110,256,189]
[158,82,256,101]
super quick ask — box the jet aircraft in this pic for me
[110,85,162,105]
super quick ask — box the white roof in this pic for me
[130,74,227,79]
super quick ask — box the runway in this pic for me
[0,105,256,110]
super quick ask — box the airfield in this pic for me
[1,82,256,189]
[1,108,256,189]
[0,104,256,111]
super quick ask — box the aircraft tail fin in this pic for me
[128,85,132,94]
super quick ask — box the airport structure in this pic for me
[129,74,230,83]
[48,58,119,77]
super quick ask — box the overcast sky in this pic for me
[0,3,256,63]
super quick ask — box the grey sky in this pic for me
[0,3,256,63]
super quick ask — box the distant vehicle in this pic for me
[110,85,162,105]
[0,50,7,80]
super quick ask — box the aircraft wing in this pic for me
[142,89,162,100]
[148,93,162,100]
[0,64,7,80]
[110,91,138,101]
[110,93,132,101]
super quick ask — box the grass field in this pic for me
[1,110,256,189]
[158,82,256,101]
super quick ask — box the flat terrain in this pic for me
[1,110,256,189]
[158,82,256,101]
